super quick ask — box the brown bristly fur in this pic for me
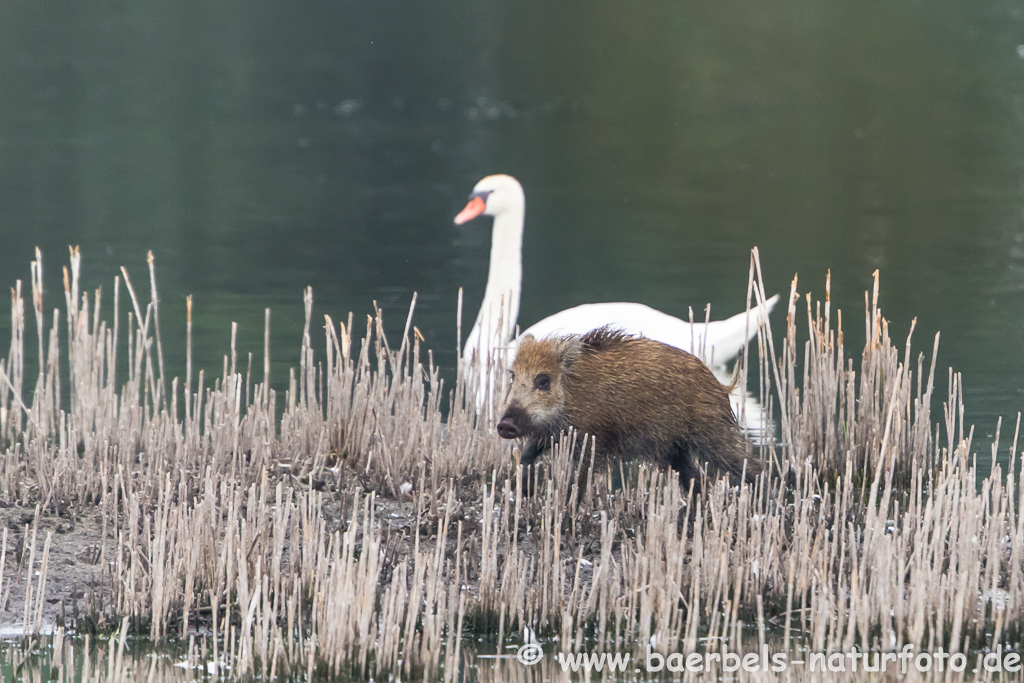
[499,327,762,491]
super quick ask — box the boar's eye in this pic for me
[533,374,551,392]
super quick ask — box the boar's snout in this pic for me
[496,418,519,439]
[497,403,528,440]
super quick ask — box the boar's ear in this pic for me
[554,336,583,368]
[514,334,537,354]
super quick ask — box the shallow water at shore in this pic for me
[2,633,1018,682]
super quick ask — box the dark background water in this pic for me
[1,0,1022,463]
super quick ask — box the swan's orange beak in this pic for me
[454,196,487,225]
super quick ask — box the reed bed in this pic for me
[0,247,1017,682]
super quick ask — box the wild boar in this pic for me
[497,328,761,492]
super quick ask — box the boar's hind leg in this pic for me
[668,440,704,495]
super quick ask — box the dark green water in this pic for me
[1,0,1023,462]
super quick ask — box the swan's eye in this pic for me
[533,374,551,392]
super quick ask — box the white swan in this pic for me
[454,174,779,367]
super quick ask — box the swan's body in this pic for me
[518,298,779,368]
[455,174,778,368]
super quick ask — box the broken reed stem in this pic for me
[264,308,271,406]
[186,295,192,422]
[147,251,166,411]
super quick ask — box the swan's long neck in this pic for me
[464,204,524,363]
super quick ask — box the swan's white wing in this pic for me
[517,294,779,366]
[520,302,671,339]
